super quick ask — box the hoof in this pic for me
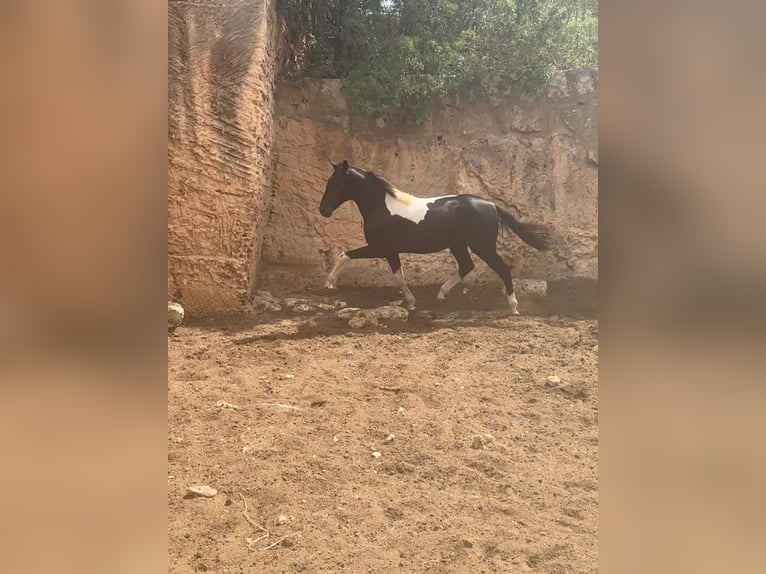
[436,292,446,301]
[324,282,337,290]
[511,309,520,316]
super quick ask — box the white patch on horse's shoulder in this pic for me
[391,188,414,205]
[385,190,451,224]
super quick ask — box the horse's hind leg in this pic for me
[438,245,475,300]
[387,254,416,310]
[471,247,519,314]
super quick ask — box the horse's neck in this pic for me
[350,185,385,222]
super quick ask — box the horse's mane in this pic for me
[363,170,397,197]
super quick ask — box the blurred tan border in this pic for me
[0,0,765,572]
[0,1,167,573]
[601,1,766,572]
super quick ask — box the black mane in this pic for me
[358,169,398,198]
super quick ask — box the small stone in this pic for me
[397,406,406,415]
[275,514,289,526]
[332,435,339,443]
[546,375,562,387]
[371,451,383,459]
[215,400,241,410]
[471,434,494,450]
[384,433,396,443]
[185,485,217,498]
[513,279,548,298]
[281,538,294,548]
[349,313,378,329]
[373,306,409,321]
[168,301,184,334]
[293,303,312,313]
[592,345,598,352]
[336,307,361,320]
[284,374,295,380]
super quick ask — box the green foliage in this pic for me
[277,1,597,123]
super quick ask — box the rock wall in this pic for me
[260,71,598,292]
[168,0,281,315]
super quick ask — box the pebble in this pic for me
[371,451,382,459]
[185,485,217,498]
[471,434,494,450]
[215,400,240,410]
[397,406,406,415]
[275,514,289,525]
[168,301,184,334]
[284,374,295,380]
[384,433,396,443]
[546,375,562,386]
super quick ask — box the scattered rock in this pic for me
[283,374,295,380]
[373,306,409,321]
[215,400,241,410]
[588,149,598,165]
[185,485,217,498]
[251,291,282,312]
[384,433,396,444]
[336,307,362,320]
[397,406,406,416]
[275,514,289,526]
[546,375,562,387]
[371,451,383,459]
[592,344,598,352]
[168,301,184,334]
[349,312,379,329]
[513,279,548,298]
[292,303,312,313]
[332,435,339,443]
[471,434,495,450]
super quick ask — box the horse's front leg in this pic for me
[324,245,388,289]
[387,254,416,311]
[324,250,350,289]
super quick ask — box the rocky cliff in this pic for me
[259,71,597,292]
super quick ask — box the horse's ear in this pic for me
[339,160,349,172]
[329,159,338,169]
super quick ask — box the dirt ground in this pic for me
[168,281,598,573]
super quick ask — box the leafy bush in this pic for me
[278,1,597,122]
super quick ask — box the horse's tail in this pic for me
[496,206,554,251]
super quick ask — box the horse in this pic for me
[318,160,553,314]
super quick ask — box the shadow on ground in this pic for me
[180,279,596,343]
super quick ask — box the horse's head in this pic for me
[319,159,357,217]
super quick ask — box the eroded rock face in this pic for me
[168,0,281,316]
[260,73,597,292]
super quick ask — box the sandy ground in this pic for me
[168,281,598,573]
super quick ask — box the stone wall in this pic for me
[259,71,598,292]
[168,0,281,315]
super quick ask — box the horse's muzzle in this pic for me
[319,206,332,218]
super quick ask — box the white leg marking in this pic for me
[324,252,349,289]
[506,291,519,315]
[394,268,416,310]
[437,273,461,300]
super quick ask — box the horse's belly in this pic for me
[392,224,453,253]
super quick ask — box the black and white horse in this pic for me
[319,160,553,313]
